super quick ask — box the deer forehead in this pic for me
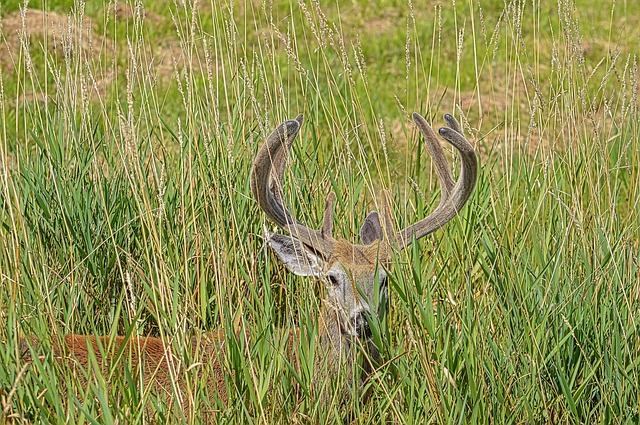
[328,239,389,275]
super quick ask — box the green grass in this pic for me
[1,0,639,423]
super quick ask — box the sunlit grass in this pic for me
[1,0,639,423]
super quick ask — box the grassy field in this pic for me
[1,0,639,423]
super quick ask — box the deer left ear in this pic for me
[265,230,324,277]
[360,211,383,244]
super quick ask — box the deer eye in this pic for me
[328,274,340,287]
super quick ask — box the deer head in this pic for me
[250,112,477,374]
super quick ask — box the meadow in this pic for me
[1,0,639,423]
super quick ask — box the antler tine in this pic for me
[251,115,336,257]
[395,113,478,250]
[412,112,455,200]
[443,112,463,134]
[321,192,336,239]
[270,114,303,205]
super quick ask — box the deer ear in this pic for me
[266,231,324,277]
[360,211,383,245]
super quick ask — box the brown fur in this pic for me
[330,239,389,268]
[19,331,229,422]
[18,319,368,422]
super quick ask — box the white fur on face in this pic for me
[267,230,388,338]
[325,265,387,337]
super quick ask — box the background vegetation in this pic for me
[1,0,639,423]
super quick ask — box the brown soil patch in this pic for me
[363,9,401,37]
[0,8,205,103]
[107,2,163,24]
[0,8,112,73]
[149,39,208,79]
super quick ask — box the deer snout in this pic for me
[352,311,372,338]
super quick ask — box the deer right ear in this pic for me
[360,211,383,244]
[266,231,324,277]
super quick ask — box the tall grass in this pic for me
[1,0,639,423]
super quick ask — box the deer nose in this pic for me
[352,312,372,338]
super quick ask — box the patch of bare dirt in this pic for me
[362,9,402,37]
[150,39,208,79]
[0,8,112,73]
[107,2,162,24]
[0,8,209,104]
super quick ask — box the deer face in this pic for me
[267,230,389,339]
[324,263,388,339]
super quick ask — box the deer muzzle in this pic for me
[352,311,372,339]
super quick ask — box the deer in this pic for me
[17,112,477,422]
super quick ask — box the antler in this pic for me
[251,115,336,257]
[390,113,478,251]
[252,113,477,255]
